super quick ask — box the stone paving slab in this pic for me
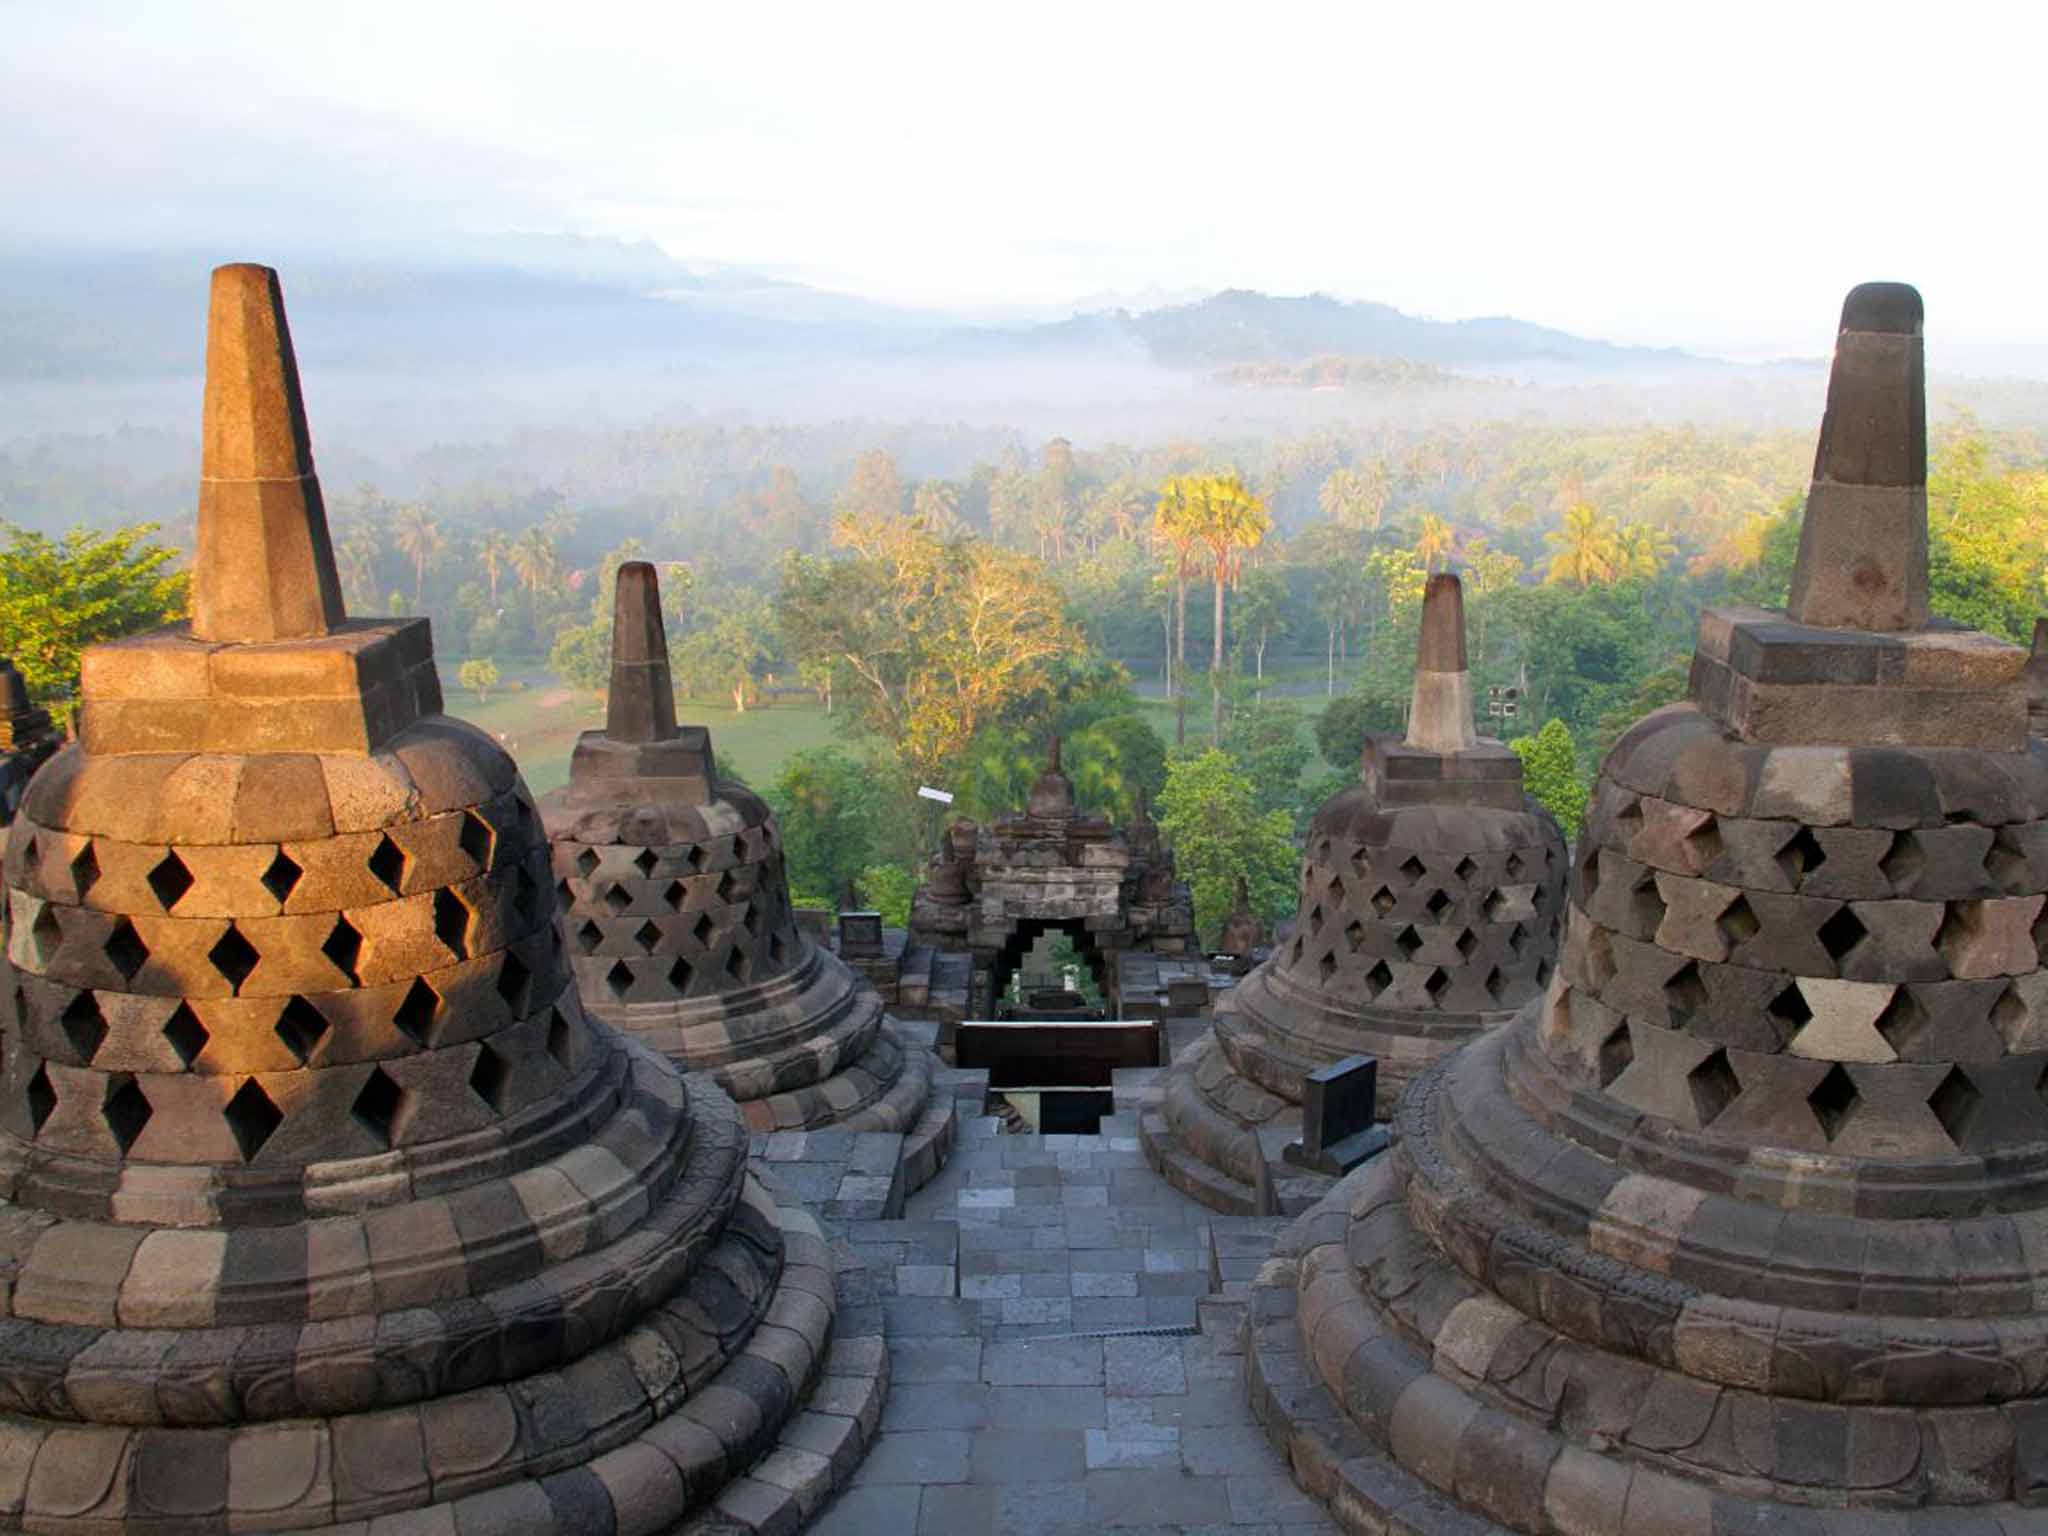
[808,1112,1338,1535]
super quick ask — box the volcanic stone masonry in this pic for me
[542,558,955,1188]
[1144,573,1568,1217]
[1243,282,2048,1533]
[0,263,883,1532]
[0,658,59,824]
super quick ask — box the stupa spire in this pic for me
[604,560,679,743]
[190,263,346,642]
[1785,281,1929,631]
[1402,572,1476,753]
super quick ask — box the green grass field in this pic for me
[445,672,848,796]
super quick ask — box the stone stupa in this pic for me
[1245,283,2048,1532]
[542,560,950,1162]
[2027,616,2048,736]
[0,658,59,824]
[1145,572,1568,1214]
[0,264,881,1531]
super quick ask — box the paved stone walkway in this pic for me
[804,1111,1339,1535]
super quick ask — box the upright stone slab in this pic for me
[1245,283,2048,1533]
[0,265,876,1532]
[2028,616,2048,736]
[1144,574,1567,1214]
[544,560,948,1149]
[0,659,58,824]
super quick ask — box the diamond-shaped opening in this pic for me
[102,1073,151,1155]
[1682,815,1725,871]
[390,978,439,1048]
[1455,928,1479,960]
[459,809,495,871]
[1998,984,2031,1052]
[1394,925,1422,961]
[1776,827,1827,887]
[1424,888,1452,922]
[1628,869,1666,929]
[146,850,194,911]
[1686,1047,1741,1127]
[1766,982,1812,1047]
[18,833,37,876]
[1508,920,1530,958]
[1482,889,1509,922]
[632,919,663,955]
[1808,1062,1860,1142]
[1662,960,1709,1023]
[1597,1021,1634,1087]
[1928,1065,1982,1149]
[496,952,532,1014]
[692,911,716,948]
[2036,903,2048,967]
[224,1077,284,1162]
[743,905,762,937]
[1873,987,1929,1059]
[1581,926,1616,989]
[1365,959,1394,995]
[1327,875,1347,906]
[663,880,688,912]
[667,954,694,993]
[513,866,541,927]
[207,923,259,994]
[1289,937,1304,965]
[1485,966,1507,1003]
[768,932,786,965]
[273,995,330,1063]
[684,844,708,874]
[1986,828,2027,892]
[1318,950,1337,985]
[1817,905,1867,966]
[1879,831,1924,893]
[323,916,364,986]
[575,847,600,878]
[1370,885,1396,917]
[350,1065,411,1148]
[548,1007,576,1069]
[59,990,107,1063]
[575,919,604,955]
[1453,856,1478,883]
[1576,843,1602,905]
[1423,967,1449,1000]
[368,833,407,895]
[601,882,632,916]
[70,842,100,899]
[1398,855,1427,886]
[1504,851,1525,879]
[1350,850,1371,881]
[1344,918,1367,954]
[725,947,748,983]
[105,915,149,982]
[469,1042,508,1111]
[1535,958,1553,988]
[1314,838,1333,865]
[716,870,739,903]
[634,848,660,879]
[555,879,575,917]
[605,959,634,999]
[261,849,303,905]
[1715,893,1760,949]
[1307,904,1325,936]
[162,1001,209,1068]
[30,902,61,966]
[25,1063,55,1135]
[431,887,471,962]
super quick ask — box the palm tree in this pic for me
[1318,462,1392,533]
[477,529,511,605]
[911,481,963,539]
[510,524,557,595]
[1152,478,1208,744]
[1168,472,1272,742]
[1415,514,1455,573]
[1546,502,1622,586]
[1616,521,1677,581]
[392,504,443,606]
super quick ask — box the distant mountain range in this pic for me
[0,234,1709,382]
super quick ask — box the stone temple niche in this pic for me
[1245,283,2048,1531]
[907,739,1195,1021]
[0,265,879,1531]
[542,560,954,1173]
[1144,573,1568,1214]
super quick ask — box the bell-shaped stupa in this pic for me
[0,265,880,1531]
[542,560,949,1157]
[1144,572,1568,1213]
[1244,284,2048,1531]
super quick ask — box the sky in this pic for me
[3,0,2043,361]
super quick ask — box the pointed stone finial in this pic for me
[1049,734,1062,772]
[2026,617,2048,732]
[606,561,679,744]
[1785,282,1929,632]
[0,659,31,719]
[1404,573,1477,753]
[191,263,347,642]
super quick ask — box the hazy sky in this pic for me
[4,0,2041,358]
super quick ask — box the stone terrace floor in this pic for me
[800,1109,1341,1536]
